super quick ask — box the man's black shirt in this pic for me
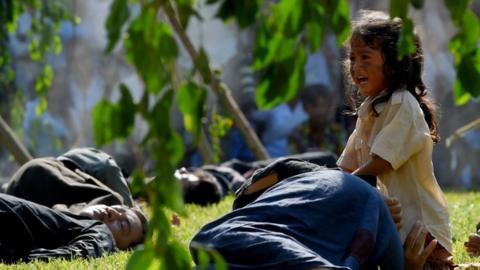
[0,193,116,263]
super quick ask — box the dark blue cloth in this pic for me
[190,170,403,270]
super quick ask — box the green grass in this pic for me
[2,193,480,269]
[446,191,480,265]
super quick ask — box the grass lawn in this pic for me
[2,192,480,269]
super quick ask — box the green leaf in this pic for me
[165,132,185,170]
[130,168,146,198]
[115,84,136,138]
[125,12,178,93]
[213,0,260,28]
[34,64,54,95]
[328,0,351,45]
[196,247,211,270]
[444,0,470,26]
[177,81,207,140]
[151,206,171,246]
[457,11,479,54]
[127,246,155,270]
[52,35,62,54]
[253,32,298,69]
[195,48,211,84]
[397,17,415,58]
[176,0,202,28]
[303,2,326,50]
[410,0,424,9]
[164,241,191,270]
[454,51,480,101]
[147,89,185,172]
[389,0,409,19]
[149,88,174,137]
[256,46,306,109]
[105,0,130,52]
[448,34,463,62]
[6,67,15,81]
[273,0,303,36]
[453,79,471,105]
[212,249,227,270]
[306,22,324,51]
[91,84,136,146]
[28,39,42,61]
[35,96,48,115]
[138,90,150,118]
[92,99,116,146]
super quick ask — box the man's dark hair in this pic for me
[182,169,222,206]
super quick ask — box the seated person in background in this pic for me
[0,193,146,263]
[2,148,135,214]
[176,151,337,206]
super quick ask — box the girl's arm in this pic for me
[353,154,392,176]
[338,166,353,173]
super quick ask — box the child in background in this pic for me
[337,10,453,269]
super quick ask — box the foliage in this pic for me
[98,0,349,269]
[390,0,480,105]
[445,0,480,105]
[0,0,78,114]
[100,0,215,269]
[250,0,351,109]
[209,113,233,163]
[97,0,480,269]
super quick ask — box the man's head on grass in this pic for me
[175,167,223,205]
[80,204,147,250]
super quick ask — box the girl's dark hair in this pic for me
[345,10,439,143]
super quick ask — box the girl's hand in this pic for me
[385,196,403,230]
[404,223,437,270]
[353,154,392,176]
[465,232,480,256]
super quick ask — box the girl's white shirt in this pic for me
[337,89,452,253]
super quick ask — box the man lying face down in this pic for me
[190,158,437,270]
[190,158,406,270]
[175,151,338,206]
[0,194,146,263]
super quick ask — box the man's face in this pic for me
[80,205,144,250]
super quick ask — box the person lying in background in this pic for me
[0,193,146,263]
[2,147,135,214]
[176,151,337,206]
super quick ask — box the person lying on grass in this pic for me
[2,148,135,213]
[190,158,438,270]
[0,193,146,263]
[175,151,337,206]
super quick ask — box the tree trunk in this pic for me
[197,128,214,164]
[0,115,33,165]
